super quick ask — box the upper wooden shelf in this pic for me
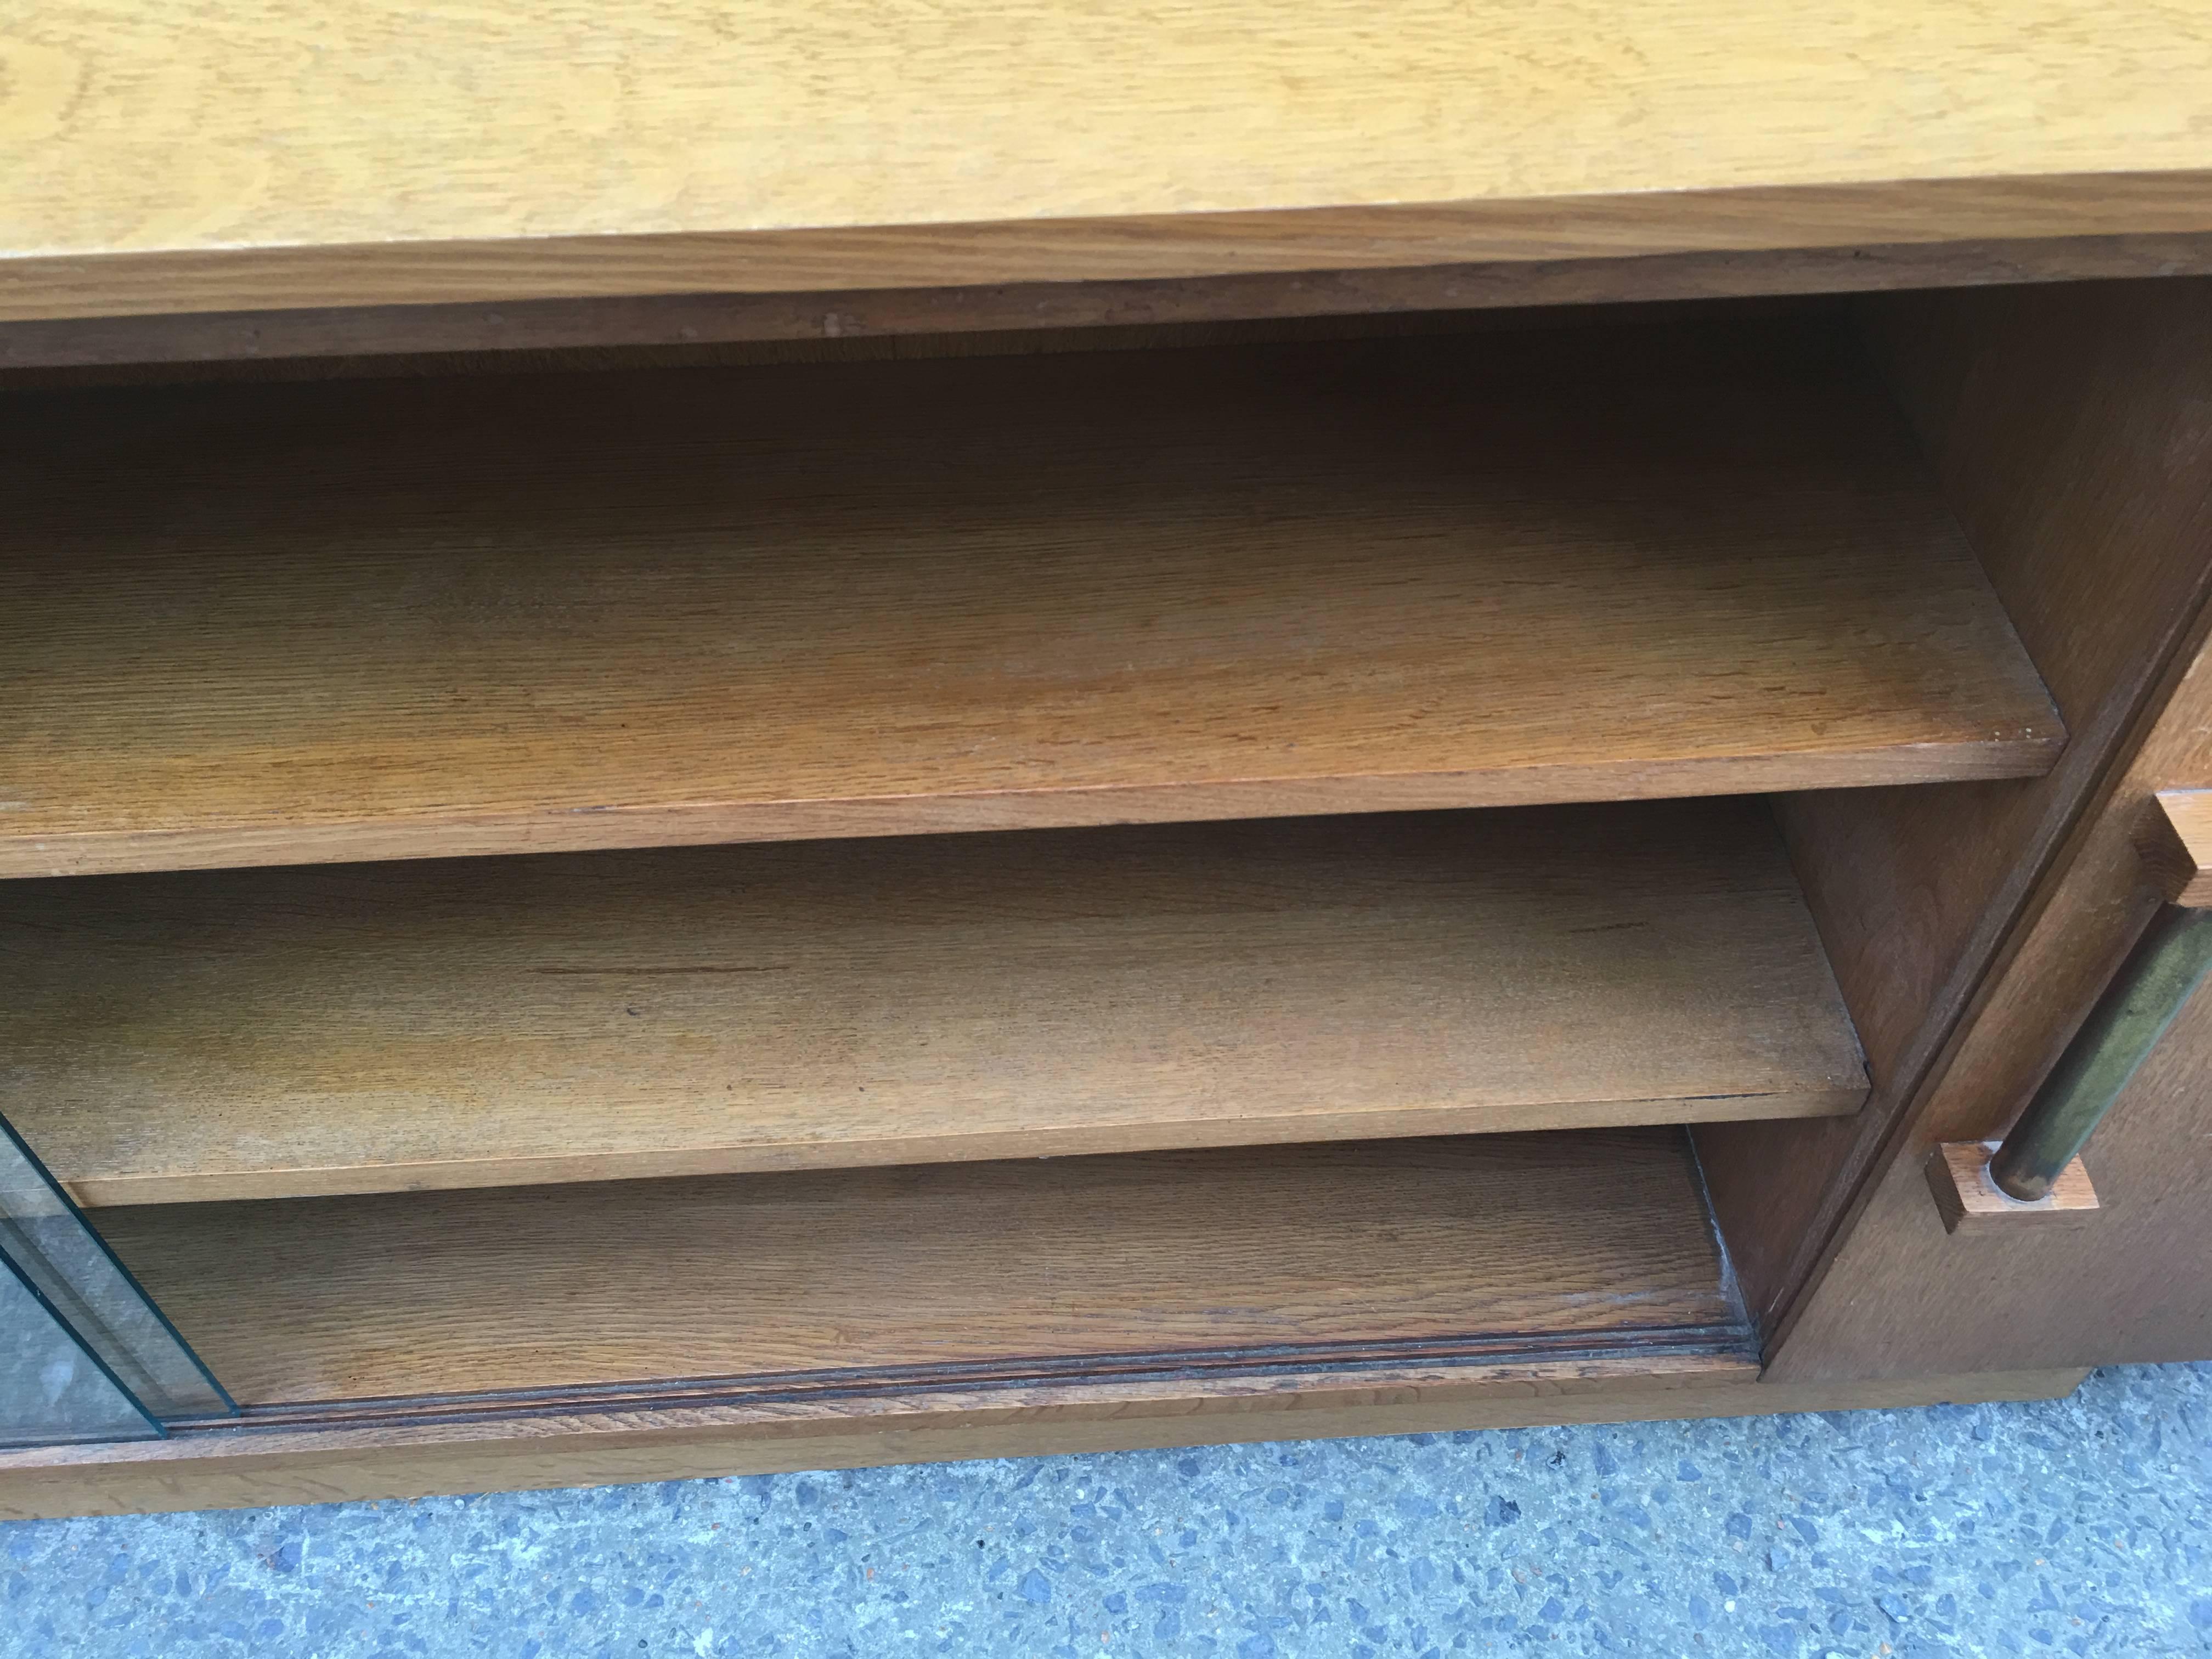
[0,324,2062,877]
[4,800,1866,1206]
[3,1,2209,324]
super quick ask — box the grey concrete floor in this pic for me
[4,1362,2211,1657]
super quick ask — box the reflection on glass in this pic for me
[0,1257,160,1446]
[0,1114,234,1441]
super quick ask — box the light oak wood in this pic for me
[4,0,2211,320]
[0,1367,2090,1521]
[3,802,1866,1207]
[2134,790,2212,907]
[1925,1142,2100,1234]
[1699,278,2212,1337]
[0,326,2062,877]
[89,1131,1745,1407]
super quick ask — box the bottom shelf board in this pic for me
[93,1129,1751,1410]
[3,800,1866,1206]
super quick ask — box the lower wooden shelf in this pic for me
[2,1127,2094,1519]
[92,1130,1751,1410]
[1,799,1866,1205]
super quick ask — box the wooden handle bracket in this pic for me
[1931,791,2212,1232]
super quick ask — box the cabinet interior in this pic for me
[1,291,2101,1420]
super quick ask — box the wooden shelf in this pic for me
[90,1130,1754,1408]
[6,798,1865,1206]
[2,325,2059,877]
[4,0,2208,323]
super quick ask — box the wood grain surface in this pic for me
[91,1131,1741,1406]
[1,801,1866,1206]
[0,325,2062,877]
[5,2,2212,320]
[0,1367,2097,1520]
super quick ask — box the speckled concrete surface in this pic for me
[6,1363,2212,1657]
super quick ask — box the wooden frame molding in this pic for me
[9,233,2212,375]
[0,1365,2090,1521]
[14,176,2212,328]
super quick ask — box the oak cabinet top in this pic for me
[4,0,2210,320]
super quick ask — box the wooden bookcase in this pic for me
[4,0,2212,1519]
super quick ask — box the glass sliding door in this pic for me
[0,1114,234,1447]
[0,1257,163,1447]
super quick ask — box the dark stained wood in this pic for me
[0,324,2060,877]
[6,235,2212,376]
[1695,278,2212,1339]
[90,1131,1746,1407]
[2,802,1865,1206]
[0,295,1809,391]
